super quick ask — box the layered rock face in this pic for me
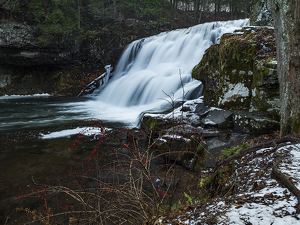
[192,26,280,134]
[0,22,81,67]
[0,18,168,95]
[0,20,109,95]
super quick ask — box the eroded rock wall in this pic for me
[0,19,169,96]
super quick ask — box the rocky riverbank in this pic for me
[136,24,300,223]
[150,137,300,225]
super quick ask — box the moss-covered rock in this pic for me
[192,26,279,134]
[250,57,279,120]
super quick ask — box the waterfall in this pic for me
[88,19,249,125]
[97,19,248,106]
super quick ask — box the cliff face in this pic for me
[0,22,82,67]
[0,20,143,68]
[0,18,170,96]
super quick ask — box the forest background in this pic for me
[0,0,256,43]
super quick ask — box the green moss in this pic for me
[140,116,164,132]
[250,56,279,116]
[251,93,271,113]
[191,27,280,135]
[221,142,249,159]
[191,44,220,81]
[193,31,259,108]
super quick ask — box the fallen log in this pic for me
[214,136,300,171]
[272,160,300,213]
[77,65,113,97]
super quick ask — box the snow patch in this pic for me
[0,93,51,99]
[41,127,110,139]
[219,83,249,105]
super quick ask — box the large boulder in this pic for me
[192,26,280,134]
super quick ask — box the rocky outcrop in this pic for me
[0,18,172,96]
[0,19,164,69]
[0,21,112,95]
[0,22,81,67]
[0,66,105,96]
[140,103,250,170]
[192,26,279,134]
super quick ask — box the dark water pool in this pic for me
[0,95,129,222]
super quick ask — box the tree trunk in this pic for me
[77,0,80,29]
[174,0,178,9]
[198,0,204,23]
[271,0,300,136]
[214,2,217,21]
[194,0,199,22]
[198,6,202,23]
[113,0,117,17]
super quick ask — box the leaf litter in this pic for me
[156,141,300,225]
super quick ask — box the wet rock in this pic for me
[165,124,203,134]
[201,109,233,129]
[233,110,280,135]
[194,102,209,116]
[154,178,179,192]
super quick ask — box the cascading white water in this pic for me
[86,19,249,125]
[97,19,248,106]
